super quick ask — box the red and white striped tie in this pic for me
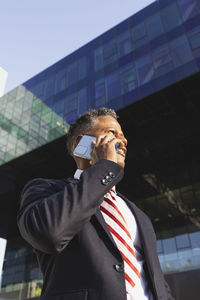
[100,188,140,294]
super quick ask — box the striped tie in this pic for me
[100,188,140,294]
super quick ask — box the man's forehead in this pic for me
[92,116,122,131]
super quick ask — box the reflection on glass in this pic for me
[157,231,200,274]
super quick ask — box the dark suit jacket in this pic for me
[17,159,174,300]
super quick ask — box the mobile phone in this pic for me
[73,135,96,160]
[73,135,121,160]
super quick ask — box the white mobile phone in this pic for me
[73,135,96,160]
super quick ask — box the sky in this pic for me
[0,0,155,283]
[0,0,155,94]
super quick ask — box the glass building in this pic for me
[0,0,200,299]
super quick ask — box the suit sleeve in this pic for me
[17,159,124,254]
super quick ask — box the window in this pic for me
[188,26,200,50]
[163,238,177,254]
[117,30,133,57]
[176,234,190,249]
[161,2,182,32]
[94,46,104,71]
[132,22,146,41]
[78,88,88,115]
[177,0,200,21]
[95,79,106,107]
[78,57,87,80]
[103,39,118,65]
[66,62,78,86]
[105,71,120,101]
[169,35,193,67]
[45,76,55,99]
[146,13,164,40]
[52,100,64,116]
[64,93,77,114]
[55,69,66,94]
[152,44,172,70]
[135,54,154,85]
[120,63,137,94]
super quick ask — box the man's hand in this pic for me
[89,135,124,166]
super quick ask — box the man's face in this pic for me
[88,116,127,168]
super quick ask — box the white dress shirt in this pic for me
[74,169,154,300]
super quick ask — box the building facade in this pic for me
[0,0,200,299]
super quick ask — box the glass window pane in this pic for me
[163,237,177,254]
[190,32,200,49]
[177,0,200,21]
[103,39,117,65]
[117,30,133,57]
[146,13,164,40]
[169,35,193,67]
[161,3,182,32]
[94,47,104,71]
[132,22,146,41]
[152,44,172,69]
[67,63,78,86]
[120,63,138,94]
[52,100,64,116]
[64,93,77,114]
[78,57,87,80]
[78,88,88,115]
[190,232,200,249]
[105,71,120,100]
[135,54,154,85]
[95,79,105,99]
[55,69,66,94]
[176,234,190,249]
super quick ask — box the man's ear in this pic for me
[75,135,83,147]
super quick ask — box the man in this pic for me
[17,107,174,300]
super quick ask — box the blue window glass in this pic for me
[117,30,133,57]
[95,79,105,99]
[94,47,104,71]
[169,35,193,67]
[55,69,66,94]
[146,13,164,40]
[157,240,164,254]
[78,88,87,115]
[34,82,45,98]
[132,22,146,41]
[95,79,106,107]
[66,62,78,86]
[78,57,87,80]
[177,0,200,21]
[188,26,200,50]
[103,39,118,65]
[52,100,64,116]
[160,2,182,32]
[64,93,77,114]
[105,71,120,101]
[135,54,154,85]
[190,231,200,249]
[152,44,172,69]
[45,76,55,99]
[120,63,138,94]
[176,234,190,249]
[163,238,176,254]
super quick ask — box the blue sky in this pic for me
[1,0,154,93]
[0,0,155,283]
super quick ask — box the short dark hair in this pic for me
[66,107,118,156]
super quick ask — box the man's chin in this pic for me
[117,157,125,168]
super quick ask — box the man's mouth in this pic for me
[117,148,126,157]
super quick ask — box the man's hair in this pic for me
[66,107,118,156]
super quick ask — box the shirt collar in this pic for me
[74,169,84,180]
